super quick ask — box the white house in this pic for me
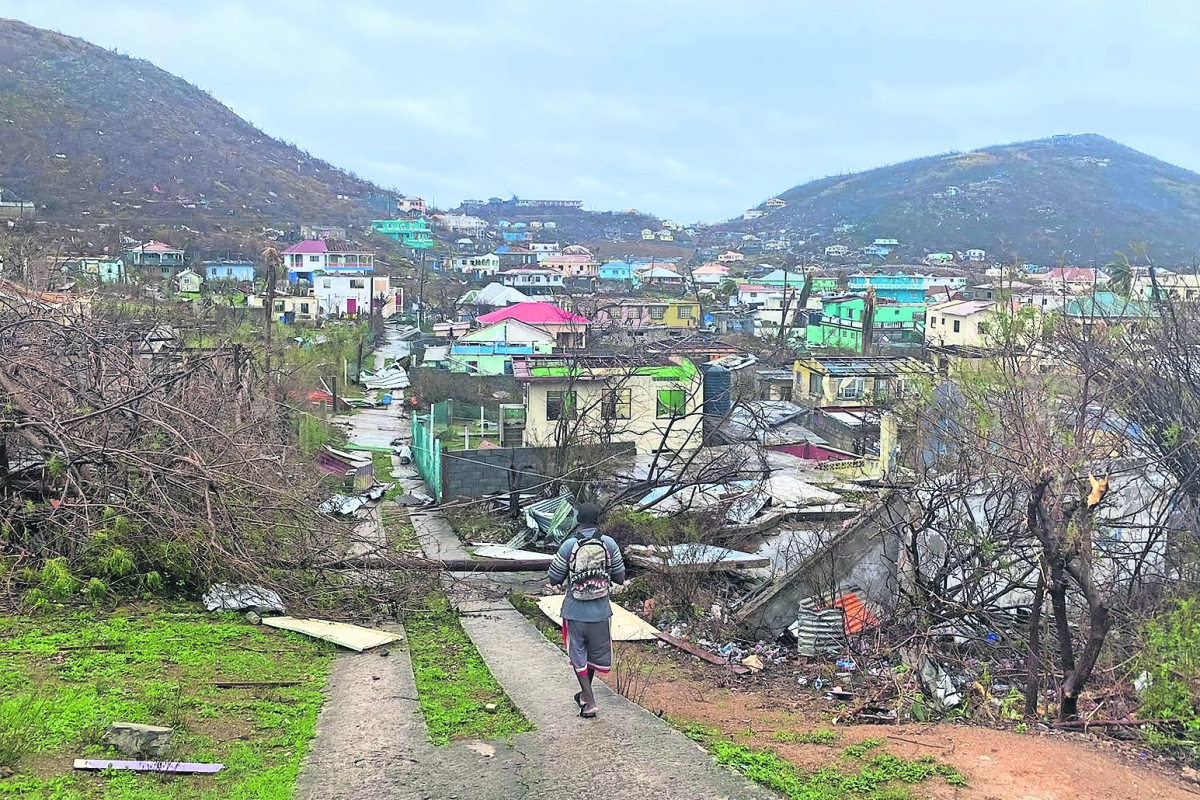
[498,268,563,295]
[436,214,488,235]
[824,245,850,258]
[691,262,730,286]
[925,300,998,349]
[447,253,501,279]
[314,274,391,316]
[965,248,987,262]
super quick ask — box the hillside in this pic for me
[722,134,1200,264]
[0,18,396,225]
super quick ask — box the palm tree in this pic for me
[1106,250,1132,296]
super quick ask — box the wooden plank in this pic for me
[536,595,659,641]
[73,759,223,774]
[212,680,301,688]
[261,617,400,652]
[654,631,751,674]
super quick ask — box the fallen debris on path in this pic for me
[73,759,223,774]
[536,595,659,641]
[262,617,400,652]
[202,583,285,615]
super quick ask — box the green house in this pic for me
[806,296,926,351]
[370,218,435,249]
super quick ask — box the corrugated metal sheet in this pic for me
[832,592,879,634]
[790,597,844,658]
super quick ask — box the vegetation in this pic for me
[0,606,335,796]
[720,133,1200,264]
[403,595,532,746]
[678,724,965,799]
[0,19,393,224]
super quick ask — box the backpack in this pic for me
[568,532,611,601]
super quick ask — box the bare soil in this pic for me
[601,642,1194,800]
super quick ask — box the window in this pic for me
[466,361,478,373]
[809,373,824,395]
[322,278,332,288]
[601,389,631,420]
[546,390,576,420]
[226,268,233,276]
[777,385,793,402]
[350,279,365,289]
[649,306,666,320]
[837,378,865,399]
[952,319,961,333]
[656,389,686,418]
[309,255,320,262]
[676,304,694,320]
[300,303,310,314]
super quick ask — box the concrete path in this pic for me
[298,323,775,797]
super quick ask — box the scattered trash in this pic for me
[836,659,857,671]
[74,759,222,774]
[359,363,410,391]
[395,444,412,464]
[654,630,750,674]
[484,703,498,713]
[742,654,765,672]
[202,583,284,616]
[261,617,401,652]
[102,723,173,758]
[508,493,576,548]
[244,611,262,625]
[1133,671,1152,692]
[829,687,854,702]
[910,653,963,712]
[796,676,808,687]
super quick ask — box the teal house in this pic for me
[370,218,435,248]
[806,296,926,351]
[448,318,555,375]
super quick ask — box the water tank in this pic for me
[701,364,732,418]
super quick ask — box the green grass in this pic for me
[676,723,966,800]
[771,729,839,745]
[507,593,562,646]
[380,506,420,553]
[403,596,533,746]
[0,605,336,798]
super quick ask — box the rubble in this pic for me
[102,722,173,758]
[201,583,285,615]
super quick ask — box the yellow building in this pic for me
[793,356,933,408]
[512,355,703,454]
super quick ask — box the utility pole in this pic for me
[416,248,428,330]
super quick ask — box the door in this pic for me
[347,298,357,315]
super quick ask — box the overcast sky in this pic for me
[8,0,1200,223]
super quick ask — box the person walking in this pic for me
[546,502,626,719]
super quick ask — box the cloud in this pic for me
[8,0,1200,220]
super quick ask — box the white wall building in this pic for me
[314,275,391,316]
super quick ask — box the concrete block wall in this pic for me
[439,442,635,501]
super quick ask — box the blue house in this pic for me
[599,260,636,283]
[203,261,257,282]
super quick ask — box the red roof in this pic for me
[282,240,328,255]
[476,302,589,326]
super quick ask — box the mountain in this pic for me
[723,134,1200,265]
[0,18,396,225]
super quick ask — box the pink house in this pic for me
[475,302,590,348]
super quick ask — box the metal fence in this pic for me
[410,412,442,502]
[429,400,500,450]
